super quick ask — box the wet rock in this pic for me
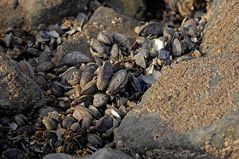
[53,6,137,65]
[0,54,43,114]
[87,148,132,159]
[0,0,90,30]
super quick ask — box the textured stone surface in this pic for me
[0,54,43,114]
[43,153,81,159]
[202,0,239,57]
[103,0,145,19]
[0,0,89,30]
[114,0,239,158]
[53,6,138,65]
[87,148,132,159]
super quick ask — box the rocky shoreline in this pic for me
[0,0,239,159]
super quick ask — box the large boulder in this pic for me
[0,0,89,30]
[53,6,138,65]
[114,0,239,158]
[0,54,43,114]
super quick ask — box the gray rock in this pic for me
[53,6,137,65]
[43,153,81,159]
[0,0,89,30]
[87,148,132,159]
[115,1,239,158]
[0,54,43,114]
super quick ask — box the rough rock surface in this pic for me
[0,0,89,30]
[53,6,137,65]
[114,0,239,158]
[0,54,43,114]
[43,149,131,159]
[43,153,81,159]
[103,0,145,19]
[87,148,132,159]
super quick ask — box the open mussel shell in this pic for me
[96,61,113,91]
[106,69,128,95]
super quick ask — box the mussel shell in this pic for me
[95,116,113,134]
[106,69,128,95]
[90,38,106,54]
[172,38,183,57]
[80,63,98,88]
[87,134,103,148]
[93,93,110,108]
[136,22,163,37]
[14,114,27,127]
[96,61,113,91]
[42,117,58,130]
[63,51,93,65]
[113,33,130,50]
[72,95,93,107]
[81,79,98,95]
[97,31,113,45]
[62,115,77,128]
[72,107,93,128]
[110,44,120,60]
[60,67,81,86]
[36,61,55,72]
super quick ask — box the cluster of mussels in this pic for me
[0,5,208,159]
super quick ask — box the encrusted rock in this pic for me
[0,54,43,114]
[0,0,90,30]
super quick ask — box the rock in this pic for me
[87,148,132,159]
[115,53,239,158]
[201,0,238,57]
[0,0,89,30]
[43,153,81,159]
[0,54,43,114]
[115,0,239,158]
[103,0,145,19]
[53,6,137,65]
